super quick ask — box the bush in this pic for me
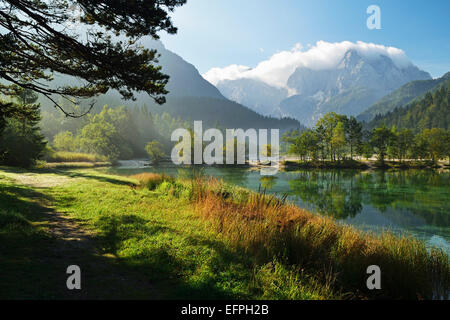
[53,131,77,151]
[145,141,166,164]
[0,118,46,168]
[131,173,175,190]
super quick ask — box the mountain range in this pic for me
[40,40,446,133]
[39,40,301,132]
[213,49,431,127]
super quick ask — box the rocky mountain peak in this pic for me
[338,49,364,69]
[213,47,432,127]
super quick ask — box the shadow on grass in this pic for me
[0,166,136,187]
[0,179,244,299]
[91,214,244,299]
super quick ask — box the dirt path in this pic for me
[5,172,162,299]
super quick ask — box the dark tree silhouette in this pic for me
[0,0,186,117]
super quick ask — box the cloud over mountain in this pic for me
[203,41,412,90]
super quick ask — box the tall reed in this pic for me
[131,173,175,190]
[191,178,450,299]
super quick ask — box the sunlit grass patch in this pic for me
[131,173,175,190]
[2,167,447,300]
[45,151,107,163]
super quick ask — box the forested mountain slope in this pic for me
[366,80,450,132]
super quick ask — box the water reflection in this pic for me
[287,171,363,219]
[108,164,450,251]
[285,170,449,232]
[259,176,277,190]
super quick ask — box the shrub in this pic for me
[53,131,77,152]
[131,173,175,190]
[0,117,46,168]
[145,141,166,164]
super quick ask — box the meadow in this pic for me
[0,167,449,299]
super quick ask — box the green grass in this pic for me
[0,174,70,299]
[0,168,334,299]
[0,167,448,300]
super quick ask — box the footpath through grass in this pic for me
[0,167,333,299]
[1,167,449,300]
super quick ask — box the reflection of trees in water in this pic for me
[213,167,250,186]
[287,170,449,227]
[177,166,251,186]
[358,170,450,227]
[176,167,206,180]
[288,170,363,219]
[259,176,277,190]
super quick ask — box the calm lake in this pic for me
[109,162,450,253]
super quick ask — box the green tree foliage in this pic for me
[46,105,175,160]
[345,116,363,159]
[0,0,186,116]
[370,126,394,164]
[283,130,319,161]
[368,80,450,133]
[61,106,137,160]
[0,90,46,167]
[284,111,450,165]
[389,128,414,163]
[41,102,193,161]
[331,121,346,161]
[153,112,190,139]
[284,113,363,162]
[145,141,166,164]
[39,102,90,140]
[53,131,77,152]
[315,112,349,161]
[420,128,447,163]
[78,119,120,161]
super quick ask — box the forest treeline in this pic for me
[43,104,194,162]
[0,90,46,167]
[0,89,192,166]
[283,112,450,165]
[367,80,450,132]
[1,87,449,167]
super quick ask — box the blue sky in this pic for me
[159,0,450,78]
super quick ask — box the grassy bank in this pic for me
[282,159,449,170]
[0,167,449,299]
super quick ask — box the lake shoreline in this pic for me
[280,159,450,171]
[1,166,449,299]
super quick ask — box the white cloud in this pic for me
[202,40,412,89]
[202,65,251,86]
